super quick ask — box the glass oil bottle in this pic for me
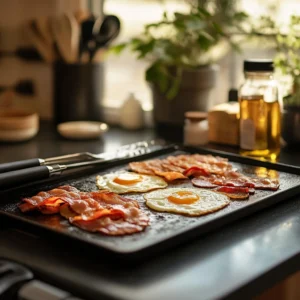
[239,60,281,161]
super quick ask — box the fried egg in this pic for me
[96,172,167,194]
[144,187,230,216]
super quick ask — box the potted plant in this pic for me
[266,15,300,145]
[112,0,248,139]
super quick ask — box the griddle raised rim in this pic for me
[1,144,300,261]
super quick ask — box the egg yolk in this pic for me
[113,173,143,185]
[167,190,199,204]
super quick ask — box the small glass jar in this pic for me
[239,59,281,161]
[184,111,208,146]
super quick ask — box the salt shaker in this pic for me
[184,111,208,146]
[119,92,144,130]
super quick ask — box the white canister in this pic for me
[119,92,144,130]
[184,111,208,146]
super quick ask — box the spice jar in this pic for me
[184,111,208,146]
[239,59,281,161]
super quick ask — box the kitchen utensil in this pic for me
[1,146,300,260]
[91,48,106,63]
[89,15,121,61]
[0,47,42,61]
[51,13,79,63]
[78,16,96,61]
[74,9,92,24]
[25,20,56,63]
[66,12,80,63]
[96,15,121,44]
[0,80,34,96]
[0,141,170,189]
[35,16,54,47]
[57,121,108,139]
[0,140,166,173]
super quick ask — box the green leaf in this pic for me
[185,17,205,31]
[198,31,214,41]
[233,12,249,22]
[174,12,187,20]
[146,62,169,93]
[166,77,180,99]
[212,22,225,36]
[132,40,155,59]
[163,11,168,20]
[197,34,214,51]
[109,43,127,54]
[166,68,182,100]
[197,7,211,17]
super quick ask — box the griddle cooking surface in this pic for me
[1,149,300,257]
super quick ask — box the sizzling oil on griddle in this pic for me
[1,150,300,256]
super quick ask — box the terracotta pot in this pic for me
[281,106,300,145]
[151,64,219,126]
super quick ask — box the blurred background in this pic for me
[0,0,299,122]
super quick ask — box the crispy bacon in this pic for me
[192,172,279,191]
[129,160,186,181]
[19,186,149,236]
[214,186,250,194]
[183,166,210,177]
[129,154,231,181]
[70,207,149,235]
[129,154,280,191]
[213,186,250,200]
[128,161,155,175]
[191,178,217,188]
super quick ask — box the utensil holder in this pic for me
[53,62,104,124]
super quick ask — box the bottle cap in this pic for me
[244,59,274,72]
[185,111,208,121]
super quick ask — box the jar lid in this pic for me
[185,111,208,121]
[244,59,274,72]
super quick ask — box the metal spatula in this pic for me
[0,140,166,174]
[0,141,172,190]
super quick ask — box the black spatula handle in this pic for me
[0,166,50,189]
[0,158,42,174]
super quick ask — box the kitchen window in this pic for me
[102,0,300,122]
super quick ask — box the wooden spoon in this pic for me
[51,13,79,63]
[25,19,55,63]
[35,16,54,46]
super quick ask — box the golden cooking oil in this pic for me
[239,96,281,161]
[239,60,281,161]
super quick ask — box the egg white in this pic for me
[144,187,230,216]
[96,172,168,194]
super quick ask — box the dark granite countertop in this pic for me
[1,121,300,300]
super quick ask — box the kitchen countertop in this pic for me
[1,121,300,300]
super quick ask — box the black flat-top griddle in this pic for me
[1,145,300,260]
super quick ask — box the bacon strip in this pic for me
[70,208,149,235]
[192,172,279,191]
[129,154,231,181]
[183,166,210,177]
[213,186,250,200]
[129,154,279,190]
[19,186,149,236]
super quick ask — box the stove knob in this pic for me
[0,260,33,300]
